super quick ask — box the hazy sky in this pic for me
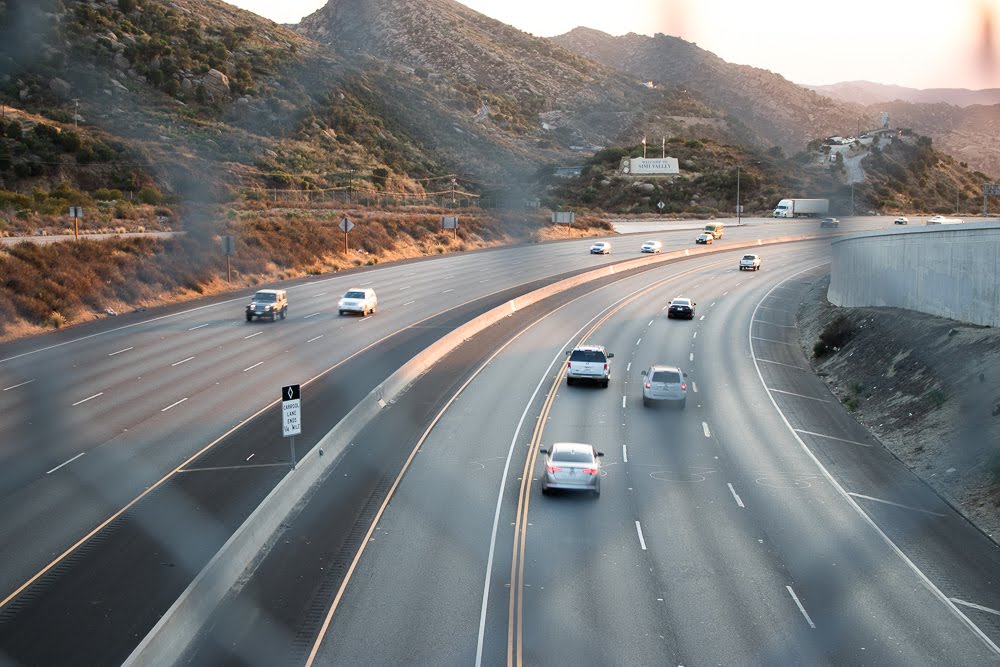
[227,0,1000,89]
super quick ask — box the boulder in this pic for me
[49,78,72,97]
[200,69,230,98]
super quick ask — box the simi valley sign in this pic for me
[623,157,680,175]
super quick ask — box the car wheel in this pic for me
[680,398,686,409]
[642,396,649,407]
[567,377,574,386]
[245,313,252,322]
[541,486,550,496]
[280,307,286,320]
[271,312,277,322]
[602,379,609,388]
[593,486,601,498]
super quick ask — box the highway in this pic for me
[1,216,998,664]
[182,241,1000,665]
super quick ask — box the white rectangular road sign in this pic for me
[282,384,301,437]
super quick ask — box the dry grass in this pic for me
[0,204,611,342]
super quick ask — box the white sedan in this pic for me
[695,233,714,245]
[590,241,612,254]
[640,240,662,253]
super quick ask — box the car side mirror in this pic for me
[596,452,605,457]
[640,370,647,376]
[565,351,572,355]
[693,303,697,306]
[608,353,614,358]
[538,448,548,454]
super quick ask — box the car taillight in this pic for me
[681,383,687,390]
[567,362,572,369]
[583,467,598,475]
[645,381,651,389]
[604,363,608,371]
[547,465,562,473]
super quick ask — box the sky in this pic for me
[226,0,1000,90]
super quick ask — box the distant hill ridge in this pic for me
[806,81,1000,107]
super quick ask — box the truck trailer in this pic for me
[772,198,829,218]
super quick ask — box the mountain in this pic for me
[296,0,745,179]
[551,28,998,179]
[807,81,1000,107]
[549,28,863,155]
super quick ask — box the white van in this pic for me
[338,287,378,316]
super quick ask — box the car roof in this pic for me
[649,364,683,373]
[345,287,371,292]
[571,344,607,352]
[671,297,691,303]
[549,442,595,453]
[255,289,281,294]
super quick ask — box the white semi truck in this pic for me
[772,198,829,218]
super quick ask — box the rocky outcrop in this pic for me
[200,69,230,99]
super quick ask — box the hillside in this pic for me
[552,28,999,180]
[297,0,741,177]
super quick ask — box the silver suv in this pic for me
[640,364,687,408]
[245,289,287,322]
[565,345,614,387]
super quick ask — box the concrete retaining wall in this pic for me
[126,232,821,665]
[828,221,1000,327]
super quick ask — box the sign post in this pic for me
[69,206,83,241]
[282,384,301,468]
[984,184,1000,216]
[441,215,458,239]
[221,235,235,283]
[339,216,354,254]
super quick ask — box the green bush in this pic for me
[137,186,163,205]
[93,188,124,201]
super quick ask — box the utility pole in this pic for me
[73,99,79,128]
[736,165,742,226]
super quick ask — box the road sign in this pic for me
[984,184,1000,197]
[657,201,665,210]
[282,384,301,437]
[339,216,354,233]
[69,206,83,218]
[441,216,458,229]
[551,211,575,224]
[735,205,745,213]
[221,235,235,256]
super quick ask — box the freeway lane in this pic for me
[229,241,1000,666]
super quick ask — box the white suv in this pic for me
[565,345,614,387]
[339,287,378,316]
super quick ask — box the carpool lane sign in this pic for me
[282,384,301,437]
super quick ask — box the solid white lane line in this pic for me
[246,453,256,462]
[622,445,628,463]
[626,362,631,372]
[847,493,946,517]
[767,388,832,403]
[188,323,210,331]
[692,382,698,393]
[3,379,35,391]
[171,356,195,367]
[304,312,320,319]
[636,337,642,346]
[244,331,263,340]
[243,362,264,372]
[648,320,654,326]
[757,358,809,370]
[786,586,816,629]
[46,452,85,475]
[635,521,647,550]
[689,352,694,362]
[702,422,711,438]
[108,347,133,356]
[952,599,1000,617]
[751,336,798,346]
[72,392,103,407]
[754,320,798,328]
[622,395,627,408]
[442,288,454,294]
[727,483,745,508]
[403,300,415,306]
[161,397,188,412]
[794,429,872,447]
[307,335,324,343]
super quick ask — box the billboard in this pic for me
[625,157,680,175]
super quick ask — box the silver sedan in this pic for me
[540,442,604,497]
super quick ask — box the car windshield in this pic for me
[743,255,756,260]
[672,300,690,306]
[253,292,276,302]
[651,370,682,383]
[551,448,594,463]
[344,291,366,299]
[569,349,606,362]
